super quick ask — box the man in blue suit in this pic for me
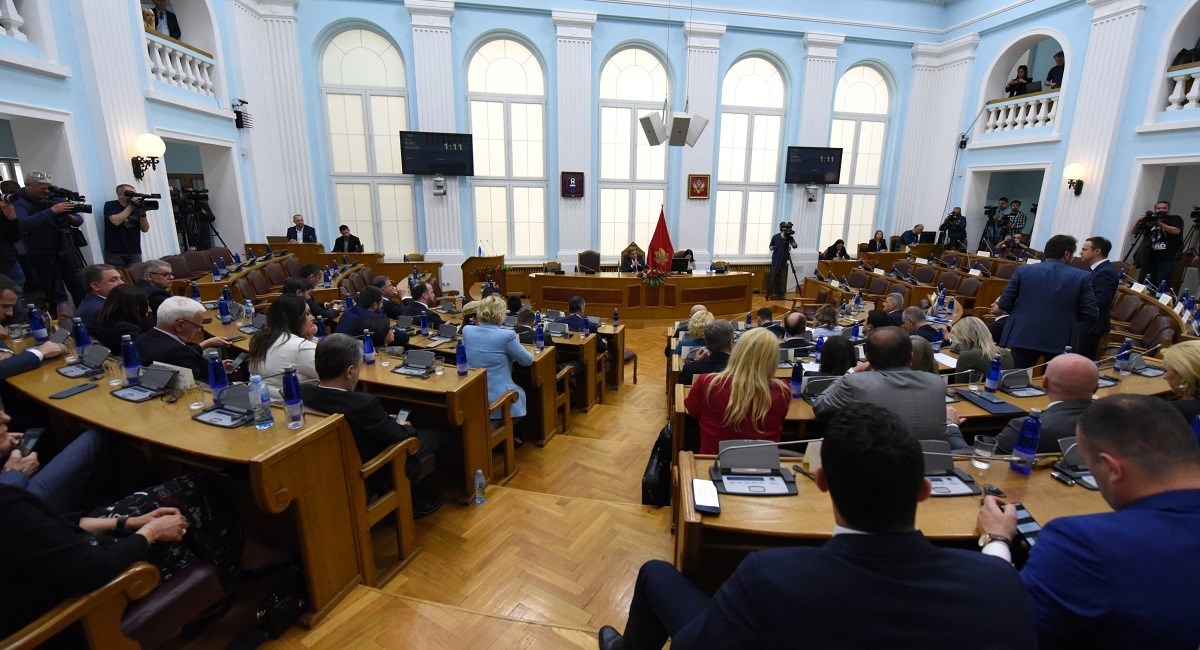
[600,403,1036,650]
[1075,236,1118,360]
[555,296,606,353]
[978,394,1200,649]
[285,213,318,244]
[991,234,1097,369]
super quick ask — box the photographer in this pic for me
[172,187,215,250]
[768,222,797,300]
[11,170,86,309]
[1131,201,1183,284]
[938,207,967,251]
[980,206,1009,252]
[103,184,152,268]
[0,182,25,287]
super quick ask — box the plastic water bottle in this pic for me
[243,300,255,323]
[473,469,487,504]
[323,267,332,288]
[1182,288,1191,305]
[456,340,469,376]
[233,253,242,266]
[932,329,943,353]
[419,313,429,337]
[1117,268,1125,285]
[1157,279,1167,299]
[342,255,349,270]
[344,295,354,310]
[746,312,753,329]
[839,299,848,315]
[1010,408,1042,475]
[190,281,201,300]
[265,244,274,257]
[534,311,542,326]
[120,334,140,385]
[984,354,1003,393]
[71,317,91,358]
[206,349,228,398]
[249,375,274,429]
[612,309,619,327]
[27,305,48,344]
[281,364,305,430]
[535,323,545,351]
[477,245,484,257]
[211,262,221,281]
[851,321,861,339]
[936,288,946,316]
[947,297,956,315]
[815,336,826,364]
[708,262,714,274]
[315,316,326,339]
[217,257,228,277]
[218,298,232,325]
[247,247,255,260]
[1115,338,1133,375]
[411,268,420,289]
[362,329,375,365]
[790,362,803,399]
[222,286,232,303]
[854,291,863,311]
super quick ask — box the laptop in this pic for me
[546,309,564,320]
[239,312,267,334]
[586,315,601,327]
[502,315,517,328]
[57,344,112,378]
[546,323,569,338]
[671,257,690,273]
[112,366,178,403]
[392,349,436,378]
[395,315,414,330]
[428,323,458,343]
[999,369,1046,398]
[1025,80,1043,93]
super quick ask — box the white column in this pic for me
[230,0,317,241]
[553,10,596,266]
[678,21,725,267]
[1050,0,1146,238]
[406,0,463,287]
[892,34,979,235]
[789,33,844,280]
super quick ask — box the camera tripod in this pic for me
[770,241,801,300]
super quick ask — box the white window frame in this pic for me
[713,107,783,258]
[822,66,890,250]
[597,102,668,259]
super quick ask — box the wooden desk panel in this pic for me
[512,345,561,445]
[529,272,753,320]
[549,331,600,411]
[598,324,626,390]
[193,255,293,301]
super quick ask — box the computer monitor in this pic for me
[671,257,690,273]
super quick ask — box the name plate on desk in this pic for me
[1025,258,1041,265]
[981,251,993,257]
[1131,282,1146,294]
[968,268,982,277]
[1158,294,1173,307]
[873,268,885,275]
[828,280,841,288]
[915,257,929,265]
[1175,302,1186,316]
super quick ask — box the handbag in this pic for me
[69,225,88,248]
[641,424,673,506]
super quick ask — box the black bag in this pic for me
[257,565,307,639]
[69,225,88,248]
[641,424,672,506]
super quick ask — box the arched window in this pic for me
[598,47,669,257]
[468,38,546,258]
[714,56,785,256]
[820,65,890,251]
[320,29,416,256]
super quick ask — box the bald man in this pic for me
[994,353,1097,453]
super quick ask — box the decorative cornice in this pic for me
[553,9,597,39]
[406,0,454,28]
[234,0,297,19]
[912,33,979,68]
[684,20,726,50]
[802,33,844,60]
[1087,0,1146,22]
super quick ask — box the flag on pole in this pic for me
[647,207,674,273]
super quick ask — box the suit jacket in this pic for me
[76,293,104,334]
[332,235,363,253]
[299,384,415,463]
[887,309,903,327]
[0,345,42,381]
[1080,259,1117,336]
[673,531,1036,648]
[1019,490,1200,649]
[134,280,171,313]
[679,351,730,385]
[514,324,535,345]
[462,323,533,418]
[995,399,1090,454]
[998,259,1097,354]
[154,9,181,39]
[866,239,888,253]
[286,225,318,244]
[134,327,207,380]
[814,369,965,446]
[333,305,382,337]
[94,320,147,355]
[400,301,444,330]
[913,324,940,343]
[619,253,646,273]
[555,314,606,353]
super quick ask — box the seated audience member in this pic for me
[296,263,341,322]
[77,264,124,335]
[950,315,1012,382]
[134,259,173,313]
[619,248,646,273]
[331,224,363,253]
[463,296,534,444]
[136,297,232,381]
[978,394,1200,649]
[555,296,606,353]
[0,274,65,379]
[601,403,1035,649]
[994,353,1096,454]
[821,239,851,261]
[335,286,385,336]
[805,335,855,378]
[866,230,888,253]
[814,326,967,448]
[0,409,108,515]
[363,316,405,357]
[882,293,904,326]
[248,294,318,396]
[755,307,783,338]
[1158,340,1200,423]
[780,311,813,352]
[675,310,714,356]
[909,335,937,374]
[514,307,536,344]
[901,306,940,343]
[896,224,925,248]
[684,328,790,454]
[679,320,734,385]
[988,313,1009,346]
[666,305,709,358]
[371,276,406,320]
[401,281,444,330]
[506,294,523,316]
[1005,64,1032,96]
[810,304,844,339]
[94,284,153,352]
[863,309,891,335]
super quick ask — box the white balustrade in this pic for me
[0,0,27,41]
[144,32,215,98]
[1163,63,1200,112]
[982,90,1060,134]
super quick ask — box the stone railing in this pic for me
[0,0,27,41]
[1163,62,1200,112]
[983,90,1060,133]
[145,30,215,98]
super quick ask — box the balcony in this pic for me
[1163,62,1200,112]
[0,0,26,41]
[983,90,1059,134]
[144,29,215,98]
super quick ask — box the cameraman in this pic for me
[980,207,1009,252]
[103,183,151,268]
[938,207,967,252]
[0,182,24,287]
[768,222,797,300]
[1132,201,1182,284]
[11,170,86,309]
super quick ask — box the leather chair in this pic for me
[1137,316,1174,352]
[1143,323,1177,353]
[1109,293,1142,326]
[888,282,912,307]
[264,262,287,287]
[405,253,425,261]
[181,250,212,276]
[995,262,1020,279]
[955,276,982,309]
[913,266,938,285]
[888,235,900,251]
[349,272,366,294]
[863,276,890,305]
[942,253,963,270]
[247,269,272,297]
[620,242,646,270]
[358,267,374,285]
[127,262,149,284]
[1111,304,1157,338]
[892,261,911,277]
[1110,261,1132,280]
[846,270,869,290]
[283,257,302,278]
[938,272,962,293]
[711,260,730,272]
[161,254,191,279]
[231,277,257,305]
[206,247,234,267]
[543,261,562,273]
[577,250,600,274]
[338,279,355,300]
[487,391,519,480]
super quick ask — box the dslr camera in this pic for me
[779,221,796,243]
[983,205,998,218]
[44,185,92,216]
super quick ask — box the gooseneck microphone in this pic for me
[713,438,824,473]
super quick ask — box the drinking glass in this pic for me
[106,358,125,387]
[7,324,26,343]
[188,382,207,410]
[433,357,445,376]
[972,435,999,470]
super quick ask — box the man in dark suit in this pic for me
[332,225,363,253]
[135,296,232,380]
[901,306,941,343]
[882,293,904,327]
[296,263,342,322]
[754,307,783,338]
[992,234,1097,369]
[779,311,813,352]
[400,282,444,330]
[1076,236,1117,360]
[0,274,65,381]
[151,0,181,39]
[372,276,406,320]
[285,213,318,244]
[514,307,536,344]
[895,223,925,248]
[335,286,384,336]
[300,334,443,517]
[619,249,646,273]
[135,259,173,313]
[555,296,606,353]
[978,394,1200,649]
[76,264,123,336]
[995,353,1096,453]
[679,321,733,385]
[600,403,1036,649]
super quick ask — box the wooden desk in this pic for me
[246,242,326,267]
[511,345,562,445]
[597,323,626,390]
[7,361,362,627]
[528,272,754,320]
[548,330,601,411]
[673,452,1107,590]
[192,255,293,301]
[859,251,908,272]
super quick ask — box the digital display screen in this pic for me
[785,146,844,184]
[399,131,475,176]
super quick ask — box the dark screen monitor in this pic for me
[785,146,843,184]
[671,257,690,273]
[398,131,475,176]
[918,232,937,244]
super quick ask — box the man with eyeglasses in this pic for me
[136,259,174,312]
[134,296,232,381]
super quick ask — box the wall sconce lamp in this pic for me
[131,133,166,181]
[1063,163,1085,196]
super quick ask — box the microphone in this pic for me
[713,438,824,473]
[859,260,875,272]
[1095,343,1163,370]
[998,359,1053,384]
[840,276,851,287]
[970,261,993,277]
[928,255,946,268]
[906,273,923,285]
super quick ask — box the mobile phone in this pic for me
[396,409,410,423]
[50,383,98,399]
[226,335,247,343]
[49,328,71,344]
[17,428,43,455]
[1051,470,1075,486]
[230,352,249,370]
[1010,501,1042,546]
[203,318,213,324]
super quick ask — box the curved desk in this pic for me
[528,272,754,319]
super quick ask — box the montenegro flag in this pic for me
[647,208,674,272]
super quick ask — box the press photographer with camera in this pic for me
[172,187,216,250]
[11,170,88,310]
[979,204,1009,252]
[1131,201,1182,284]
[768,222,798,300]
[938,207,967,251]
[103,184,158,268]
[0,182,26,287]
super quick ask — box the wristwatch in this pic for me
[979,531,1012,547]
[114,515,129,533]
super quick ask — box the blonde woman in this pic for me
[684,328,791,454]
[951,316,1012,381]
[674,310,715,356]
[910,336,937,374]
[463,295,534,424]
[1161,340,1200,423]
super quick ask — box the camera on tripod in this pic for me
[779,221,796,244]
[983,205,998,218]
[123,189,161,212]
[1191,205,1200,223]
[43,185,92,215]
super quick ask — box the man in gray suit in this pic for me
[814,326,967,448]
[995,353,1097,454]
